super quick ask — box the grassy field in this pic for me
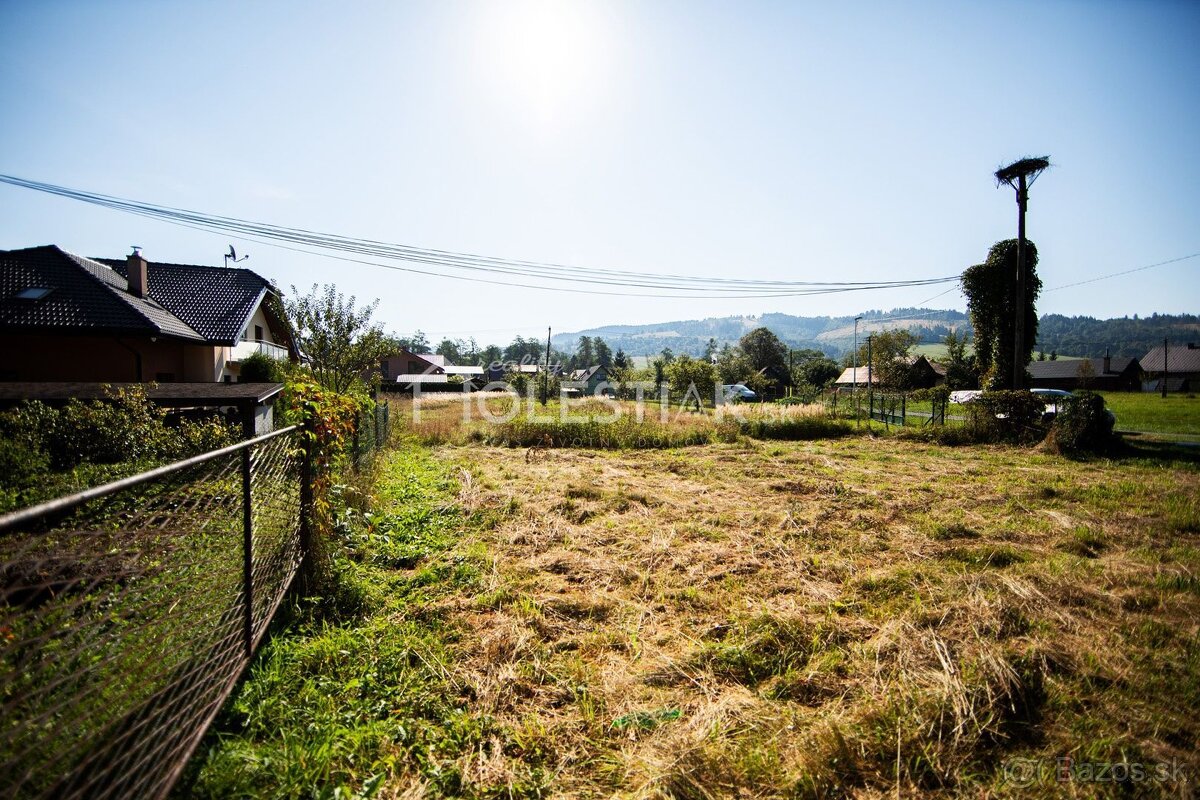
[1099,391,1200,438]
[182,414,1200,798]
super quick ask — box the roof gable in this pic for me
[1140,344,1200,373]
[1,245,204,341]
[97,258,274,344]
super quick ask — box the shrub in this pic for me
[962,390,1047,444]
[48,387,171,468]
[0,437,50,490]
[1048,390,1116,454]
[0,388,240,503]
[739,416,853,441]
[239,352,284,382]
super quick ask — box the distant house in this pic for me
[1028,354,1142,392]
[834,366,876,387]
[755,364,793,400]
[832,357,943,390]
[0,245,298,383]
[906,356,946,389]
[569,365,610,395]
[381,349,484,391]
[1139,343,1200,392]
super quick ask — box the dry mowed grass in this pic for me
[431,436,1200,797]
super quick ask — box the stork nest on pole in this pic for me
[994,156,1051,188]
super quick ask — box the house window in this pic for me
[14,287,53,301]
[255,324,264,341]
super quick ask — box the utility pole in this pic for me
[542,327,552,406]
[995,156,1050,390]
[788,350,794,398]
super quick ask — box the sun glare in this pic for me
[473,0,614,130]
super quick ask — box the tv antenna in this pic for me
[224,245,250,266]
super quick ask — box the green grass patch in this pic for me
[1099,391,1200,436]
[178,444,546,799]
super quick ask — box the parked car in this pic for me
[1031,388,1116,426]
[721,384,758,402]
[950,388,1116,425]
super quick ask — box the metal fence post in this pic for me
[298,419,315,592]
[241,445,253,659]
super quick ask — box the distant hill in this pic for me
[1034,313,1200,359]
[556,310,1199,361]
[555,308,970,358]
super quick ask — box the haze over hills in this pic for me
[553,309,970,358]
[554,310,1200,360]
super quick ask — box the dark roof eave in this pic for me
[0,325,208,343]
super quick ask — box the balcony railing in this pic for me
[231,340,290,362]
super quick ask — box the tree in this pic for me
[703,338,719,361]
[391,330,431,354]
[791,348,841,389]
[613,349,629,369]
[1075,359,1096,389]
[286,284,391,393]
[574,336,595,370]
[943,330,978,390]
[738,328,788,374]
[503,336,544,364]
[594,338,613,369]
[961,239,1041,389]
[715,344,749,384]
[659,347,675,364]
[435,338,465,364]
[666,355,717,410]
[853,329,918,390]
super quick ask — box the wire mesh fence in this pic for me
[351,400,391,468]
[0,425,305,800]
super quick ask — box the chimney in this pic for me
[1103,348,1111,374]
[127,248,149,298]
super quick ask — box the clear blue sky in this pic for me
[2,0,1197,346]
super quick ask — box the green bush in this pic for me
[0,387,239,505]
[963,390,1047,444]
[1049,390,1116,454]
[49,388,170,468]
[0,437,50,489]
[239,352,284,382]
[739,416,853,441]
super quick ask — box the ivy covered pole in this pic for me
[995,156,1050,390]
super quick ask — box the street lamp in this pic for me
[853,315,863,423]
[995,156,1050,390]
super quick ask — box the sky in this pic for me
[1,0,1197,347]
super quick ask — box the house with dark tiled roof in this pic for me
[1027,353,1142,392]
[1139,342,1200,392]
[1,245,298,383]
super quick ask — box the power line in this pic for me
[0,174,959,298]
[1045,252,1199,291]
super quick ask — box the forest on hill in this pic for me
[555,310,1197,361]
[1034,313,1199,358]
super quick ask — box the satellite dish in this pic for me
[224,245,249,266]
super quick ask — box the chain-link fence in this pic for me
[351,400,391,468]
[0,426,305,800]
